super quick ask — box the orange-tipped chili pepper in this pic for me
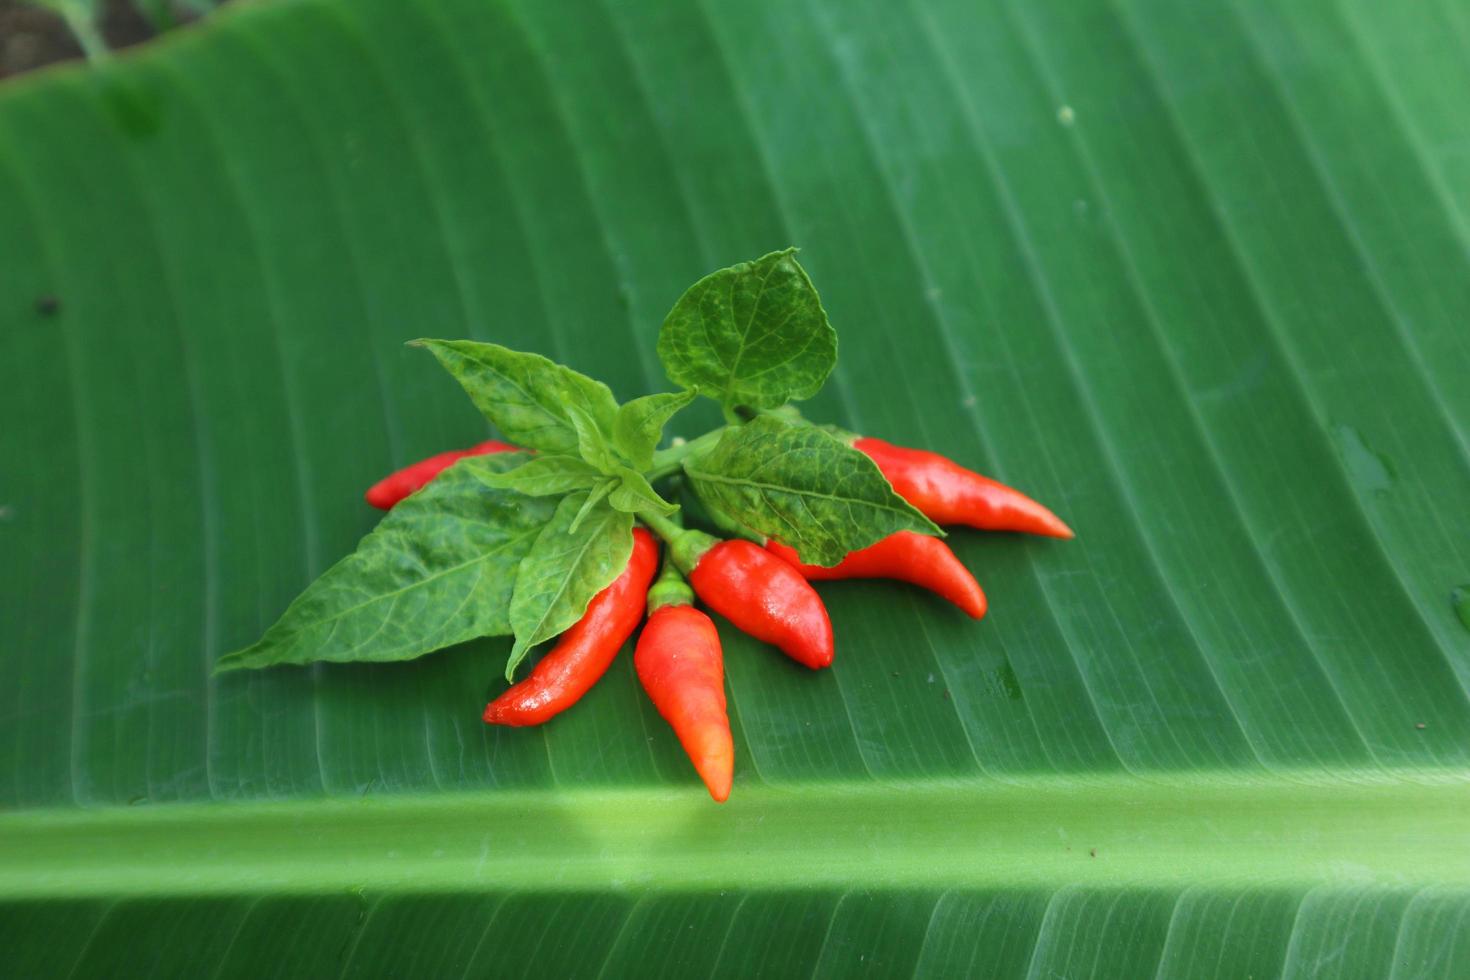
[365,440,518,510]
[635,563,733,802]
[656,524,833,670]
[853,436,1073,539]
[484,527,659,726]
[765,531,987,620]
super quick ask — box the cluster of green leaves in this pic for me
[219,250,937,679]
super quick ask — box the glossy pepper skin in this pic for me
[687,539,834,669]
[483,528,659,726]
[636,604,733,802]
[364,440,518,510]
[854,437,1073,539]
[765,531,987,620]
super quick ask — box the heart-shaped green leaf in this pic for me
[658,249,837,412]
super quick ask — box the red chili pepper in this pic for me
[663,530,833,670]
[765,531,987,620]
[483,528,659,726]
[635,567,733,802]
[854,436,1073,539]
[364,440,518,510]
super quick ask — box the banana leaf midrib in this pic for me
[3,774,1466,899]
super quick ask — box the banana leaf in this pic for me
[2,0,1468,975]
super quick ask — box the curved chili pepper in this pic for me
[364,440,518,510]
[635,567,733,802]
[854,436,1073,539]
[663,530,833,670]
[765,531,987,620]
[483,527,659,726]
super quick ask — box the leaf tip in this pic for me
[211,653,247,675]
[504,642,529,684]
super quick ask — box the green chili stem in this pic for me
[646,427,727,481]
[645,557,694,612]
[637,510,685,543]
[637,510,717,574]
[702,501,764,544]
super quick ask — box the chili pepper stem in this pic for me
[701,501,765,545]
[637,512,718,575]
[637,510,685,543]
[646,427,728,481]
[647,559,695,613]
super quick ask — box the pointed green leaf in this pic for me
[566,401,620,473]
[215,454,556,671]
[417,339,618,454]
[506,489,633,679]
[567,477,617,533]
[612,388,697,469]
[607,466,676,516]
[472,454,603,497]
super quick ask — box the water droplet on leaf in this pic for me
[1452,585,1470,632]
[1333,424,1395,497]
[993,661,1023,701]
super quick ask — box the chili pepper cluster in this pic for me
[365,435,1070,801]
[221,249,1071,803]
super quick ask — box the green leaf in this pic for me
[566,477,616,533]
[612,388,697,469]
[566,401,620,473]
[657,249,837,411]
[417,339,618,454]
[607,466,676,516]
[684,416,939,565]
[5,0,1470,971]
[215,454,556,671]
[472,453,603,496]
[506,489,633,679]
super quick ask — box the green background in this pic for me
[2,0,1468,974]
